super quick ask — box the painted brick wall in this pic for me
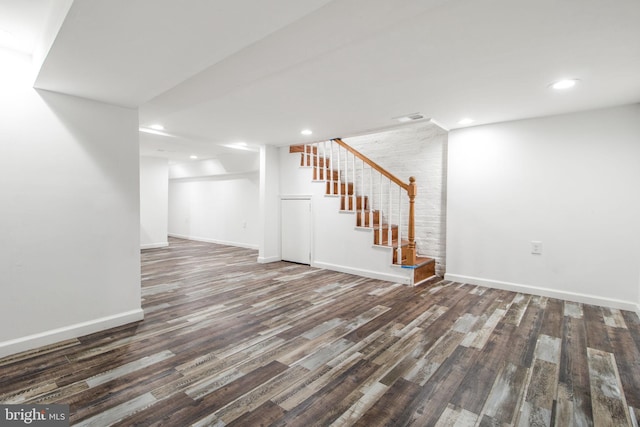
[342,122,448,275]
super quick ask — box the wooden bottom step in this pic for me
[407,257,436,285]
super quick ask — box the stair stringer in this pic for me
[312,192,413,285]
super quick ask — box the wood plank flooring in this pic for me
[1,237,639,426]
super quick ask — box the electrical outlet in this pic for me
[531,241,542,255]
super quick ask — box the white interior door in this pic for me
[281,198,311,264]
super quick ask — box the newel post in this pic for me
[406,176,417,265]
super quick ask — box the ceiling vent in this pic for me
[395,113,425,123]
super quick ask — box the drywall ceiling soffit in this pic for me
[141,0,640,145]
[34,0,640,150]
[33,0,337,107]
[139,129,260,162]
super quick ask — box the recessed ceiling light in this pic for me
[458,118,474,126]
[301,129,313,136]
[190,155,198,159]
[138,127,172,137]
[0,27,14,39]
[550,79,579,90]
[150,124,164,130]
[225,143,252,151]
[0,27,20,52]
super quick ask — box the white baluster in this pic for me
[352,152,356,211]
[315,142,319,180]
[344,150,349,209]
[344,150,349,210]
[360,159,365,225]
[322,140,326,182]
[398,186,402,264]
[388,179,392,246]
[369,166,373,228]
[378,173,383,244]
[324,141,328,184]
[348,150,351,207]
[329,141,334,194]
[337,144,342,198]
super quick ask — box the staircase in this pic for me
[289,139,435,286]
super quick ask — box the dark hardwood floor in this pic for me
[1,238,639,426]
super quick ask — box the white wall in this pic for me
[446,104,640,311]
[258,145,281,263]
[140,156,169,249]
[0,48,142,357]
[169,153,259,179]
[168,161,260,249]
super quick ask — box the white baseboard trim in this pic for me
[168,233,259,250]
[444,273,639,312]
[314,261,411,285]
[140,242,169,250]
[0,309,144,359]
[258,256,281,264]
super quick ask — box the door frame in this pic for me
[280,195,313,265]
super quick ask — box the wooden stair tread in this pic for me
[414,256,435,266]
[289,144,317,154]
[395,254,435,269]
[326,181,354,195]
[373,224,397,230]
[340,195,368,211]
[375,238,409,248]
[355,210,381,227]
[300,155,329,168]
[313,168,339,181]
[373,223,399,245]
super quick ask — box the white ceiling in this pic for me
[0,0,51,54]
[4,0,640,161]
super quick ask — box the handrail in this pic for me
[332,138,409,191]
[331,138,417,266]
